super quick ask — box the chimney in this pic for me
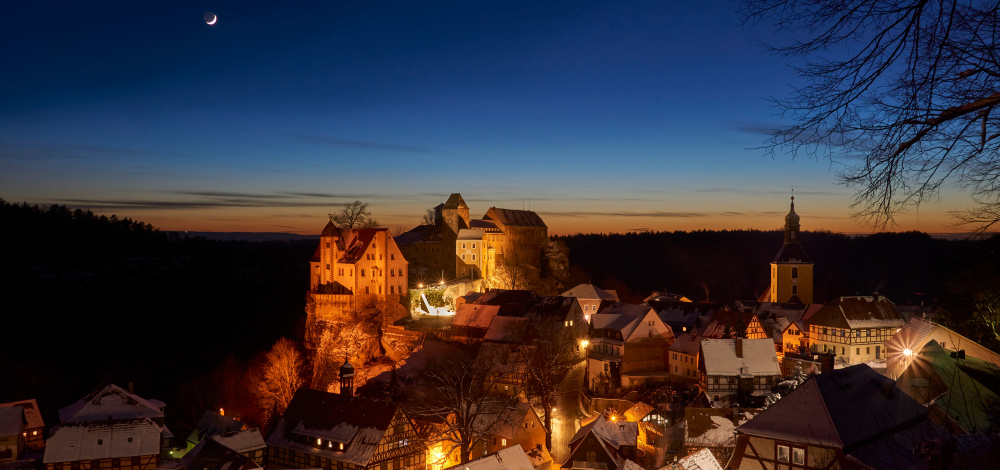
[873,291,880,302]
[736,338,744,358]
[958,350,966,359]
[879,378,896,398]
[128,381,134,394]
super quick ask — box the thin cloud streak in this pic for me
[288,134,436,153]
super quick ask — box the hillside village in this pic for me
[5,195,1000,470]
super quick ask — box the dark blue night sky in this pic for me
[0,1,961,233]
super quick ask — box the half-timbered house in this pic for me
[698,338,780,406]
[266,384,424,470]
[0,399,44,452]
[563,413,638,470]
[43,419,161,470]
[805,295,904,364]
[731,364,947,469]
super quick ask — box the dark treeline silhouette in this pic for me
[0,201,314,435]
[560,230,1000,306]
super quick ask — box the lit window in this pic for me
[792,448,805,465]
[317,438,323,445]
[501,439,507,446]
[340,443,344,450]
[777,445,789,462]
[32,431,37,436]
[569,321,573,326]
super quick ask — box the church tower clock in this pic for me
[769,197,813,304]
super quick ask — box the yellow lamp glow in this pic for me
[581,340,589,348]
[903,348,912,357]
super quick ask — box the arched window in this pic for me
[792,267,799,278]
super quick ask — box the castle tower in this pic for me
[437,193,470,279]
[769,197,814,304]
[319,220,340,286]
[339,357,354,397]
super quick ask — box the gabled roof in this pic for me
[469,219,499,230]
[484,208,547,228]
[209,428,266,453]
[568,414,638,450]
[668,332,700,355]
[395,224,439,246]
[684,408,752,448]
[562,284,618,301]
[913,341,1000,433]
[623,402,656,423]
[181,437,261,470]
[44,419,161,463]
[809,296,905,330]
[0,399,43,430]
[737,364,928,450]
[453,304,501,329]
[700,339,780,377]
[701,310,758,339]
[669,448,724,470]
[0,406,23,436]
[189,410,245,444]
[484,316,531,343]
[337,228,390,264]
[267,389,398,466]
[472,402,536,440]
[449,446,534,470]
[59,384,164,424]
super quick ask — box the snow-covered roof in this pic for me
[188,410,245,444]
[561,284,618,301]
[622,402,656,422]
[181,437,261,470]
[668,448,724,470]
[267,389,399,467]
[59,384,164,424]
[0,399,44,430]
[453,304,501,329]
[700,339,780,377]
[809,296,905,330]
[683,408,754,449]
[0,406,23,436]
[44,419,161,463]
[668,332,700,355]
[448,445,534,470]
[568,414,637,450]
[209,428,266,453]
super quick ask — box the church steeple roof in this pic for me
[773,196,812,264]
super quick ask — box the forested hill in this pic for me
[560,229,1000,306]
[0,201,315,430]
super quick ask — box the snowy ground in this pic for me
[835,359,888,376]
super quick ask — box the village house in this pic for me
[43,419,162,470]
[209,429,267,465]
[894,340,1000,434]
[698,338,781,406]
[0,406,25,461]
[622,402,670,462]
[701,310,767,340]
[731,364,946,469]
[0,399,44,452]
[668,332,701,384]
[471,403,548,465]
[885,316,1000,380]
[179,438,261,470]
[561,284,619,322]
[185,409,247,452]
[805,295,905,364]
[664,448,724,470]
[586,305,675,394]
[563,412,638,470]
[444,446,534,470]
[682,407,755,464]
[267,364,425,470]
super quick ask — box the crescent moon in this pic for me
[207,16,217,25]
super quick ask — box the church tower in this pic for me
[339,357,354,397]
[319,220,340,287]
[769,197,814,304]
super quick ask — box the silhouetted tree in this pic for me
[331,200,379,228]
[740,0,1000,232]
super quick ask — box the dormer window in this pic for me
[317,438,322,445]
[339,443,344,450]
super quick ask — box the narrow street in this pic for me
[549,362,588,466]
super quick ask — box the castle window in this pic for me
[390,269,395,276]
[792,285,798,294]
[472,243,476,248]
[326,243,331,248]
[462,254,466,260]
[327,264,331,270]
[462,243,466,249]
[365,287,370,294]
[472,254,476,261]
[380,254,383,260]
[361,269,365,276]
[391,254,395,260]
[391,286,395,293]
[379,286,382,294]
[792,267,798,278]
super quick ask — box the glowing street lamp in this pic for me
[903,348,913,357]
